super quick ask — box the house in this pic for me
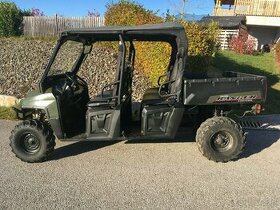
[213,0,280,50]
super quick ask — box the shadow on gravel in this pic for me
[125,130,195,144]
[49,141,119,161]
[239,130,280,159]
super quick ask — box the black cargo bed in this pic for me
[183,71,267,105]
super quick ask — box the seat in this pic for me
[142,88,162,104]
[142,48,185,106]
[87,47,123,107]
[87,90,117,107]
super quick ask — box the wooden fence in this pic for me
[218,29,239,50]
[23,16,105,37]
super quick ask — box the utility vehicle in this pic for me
[10,23,267,163]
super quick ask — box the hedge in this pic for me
[0,2,31,37]
[105,0,219,85]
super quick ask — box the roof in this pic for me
[214,0,234,4]
[61,22,187,45]
[63,22,184,35]
[199,16,246,28]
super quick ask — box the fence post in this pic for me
[55,14,59,35]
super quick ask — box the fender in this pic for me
[18,90,63,138]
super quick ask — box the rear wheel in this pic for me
[196,117,245,162]
[10,120,55,163]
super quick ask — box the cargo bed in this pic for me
[183,71,267,105]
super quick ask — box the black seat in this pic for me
[88,63,133,107]
[142,48,185,106]
[87,46,123,107]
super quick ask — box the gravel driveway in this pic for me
[0,119,280,209]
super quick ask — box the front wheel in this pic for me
[10,120,56,163]
[196,117,245,162]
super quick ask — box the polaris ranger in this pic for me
[10,23,267,163]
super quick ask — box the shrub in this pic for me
[105,0,168,86]
[275,41,280,63]
[0,106,17,120]
[105,0,219,85]
[0,2,21,36]
[0,2,31,37]
[182,21,219,72]
[105,0,161,26]
[229,29,256,54]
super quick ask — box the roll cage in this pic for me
[39,22,188,105]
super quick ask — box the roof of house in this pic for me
[199,16,246,28]
[214,0,234,4]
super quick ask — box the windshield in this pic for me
[48,40,83,76]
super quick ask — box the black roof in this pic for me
[61,22,187,46]
[63,22,184,35]
[199,16,246,28]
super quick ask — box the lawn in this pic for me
[213,50,280,114]
[0,107,17,120]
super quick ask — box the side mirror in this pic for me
[83,44,92,54]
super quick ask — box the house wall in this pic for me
[246,16,280,27]
[247,26,280,49]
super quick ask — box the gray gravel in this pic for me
[1,120,280,209]
[0,38,150,101]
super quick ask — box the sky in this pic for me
[11,0,214,17]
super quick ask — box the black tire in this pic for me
[196,117,245,162]
[9,120,56,163]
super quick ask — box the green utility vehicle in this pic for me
[10,23,267,163]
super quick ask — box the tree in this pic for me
[31,8,44,16]
[0,2,22,36]
[88,9,100,17]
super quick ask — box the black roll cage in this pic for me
[39,23,188,104]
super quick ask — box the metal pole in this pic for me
[181,0,186,19]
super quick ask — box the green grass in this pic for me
[1,35,57,42]
[213,50,280,114]
[0,107,17,120]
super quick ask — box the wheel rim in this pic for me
[21,133,41,154]
[210,131,234,153]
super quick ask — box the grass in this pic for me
[0,107,17,120]
[1,35,57,42]
[213,50,280,114]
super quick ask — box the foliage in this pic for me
[104,0,219,85]
[31,8,44,16]
[229,29,256,54]
[105,0,161,26]
[88,9,100,17]
[0,2,31,36]
[105,0,166,86]
[0,106,17,120]
[275,41,280,63]
[182,20,219,72]
[0,2,21,36]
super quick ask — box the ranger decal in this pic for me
[215,95,258,103]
